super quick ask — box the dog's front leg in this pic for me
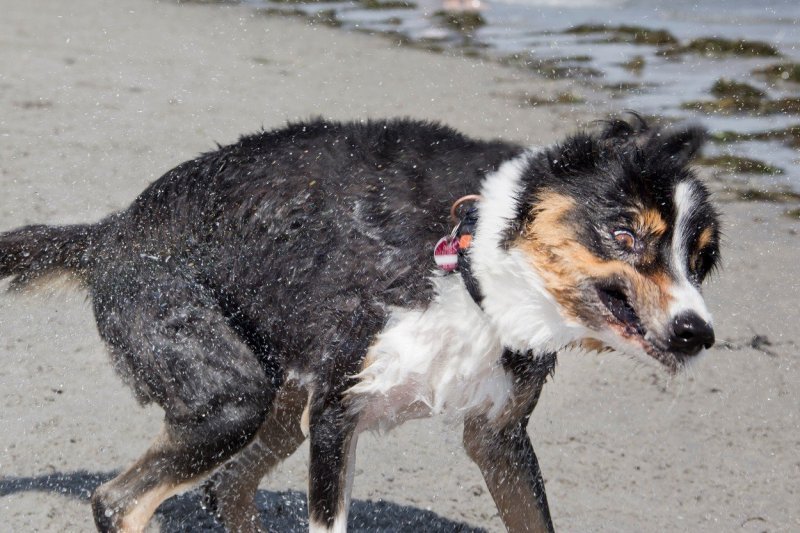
[307,393,359,533]
[463,413,554,533]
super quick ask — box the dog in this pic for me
[0,115,719,533]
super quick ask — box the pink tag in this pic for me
[434,236,459,272]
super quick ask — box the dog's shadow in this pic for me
[0,470,485,532]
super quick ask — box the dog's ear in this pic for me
[599,112,648,142]
[600,118,636,141]
[652,126,707,166]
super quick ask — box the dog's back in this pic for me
[3,118,520,383]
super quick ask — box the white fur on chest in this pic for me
[349,275,512,433]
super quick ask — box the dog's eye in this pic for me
[691,246,718,283]
[613,229,637,251]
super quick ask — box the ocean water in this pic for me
[249,0,800,190]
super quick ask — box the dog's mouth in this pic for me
[594,284,682,372]
[596,285,645,337]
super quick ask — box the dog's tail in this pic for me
[0,223,97,290]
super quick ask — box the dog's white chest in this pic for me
[349,276,513,432]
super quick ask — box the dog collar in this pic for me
[433,195,485,307]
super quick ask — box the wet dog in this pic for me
[0,115,719,532]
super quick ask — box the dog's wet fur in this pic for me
[0,115,719,532]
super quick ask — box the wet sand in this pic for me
[0,0,798,531]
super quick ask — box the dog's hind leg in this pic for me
[307,392,359,533]
[89,272,276,533]
[304,310,377,532]
[202,380,309,533]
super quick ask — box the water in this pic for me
[247,0,800,190]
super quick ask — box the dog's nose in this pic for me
[668,312,715,356]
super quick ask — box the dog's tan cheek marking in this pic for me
[516,192,637,320]
[517,192,676,328]
[515,192,584,319]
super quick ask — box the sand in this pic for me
[0,0,798,531]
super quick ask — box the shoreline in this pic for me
[1,0,798,531]
[256,0,800,191]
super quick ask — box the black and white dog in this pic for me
[0,115,719,532]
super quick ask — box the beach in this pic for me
[0,0,798,531]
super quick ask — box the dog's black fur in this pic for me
[0,116,718,532]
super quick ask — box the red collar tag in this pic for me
[434,195,481,272]
[433,226,476,272]
[434,232,460,272]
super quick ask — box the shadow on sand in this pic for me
[0,470,485,532]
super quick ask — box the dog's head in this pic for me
[473,115,720,372]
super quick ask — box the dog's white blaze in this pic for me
[350,275,513,431]
[669,181,712,323]
[470,151,587,353]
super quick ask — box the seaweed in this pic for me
[458,47,486,59]
[269,0,348,3]
[682,98,761,113]
[360,0,416,9]
[687,79,769,113]
[500,53,602,79]
[312,9,341,26]
[620,55,646,74]
[733,189,800,202]
[603,82,648,91]
[710,125,800,148]
[605,28,677,46]
[762,98,800,114]
[563,24,677,46]
[523,92,585,106]
[663,37,780,57]
[562,23,608,34]
[710,79,765,100]
[682,96,800,115]
[602,82,652,99]
[176,0,240,4]
[433,10,486,33]
[397,36,446,54]
[695,155,783,175]
[752,62,800,84]
[784,208,800,219]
